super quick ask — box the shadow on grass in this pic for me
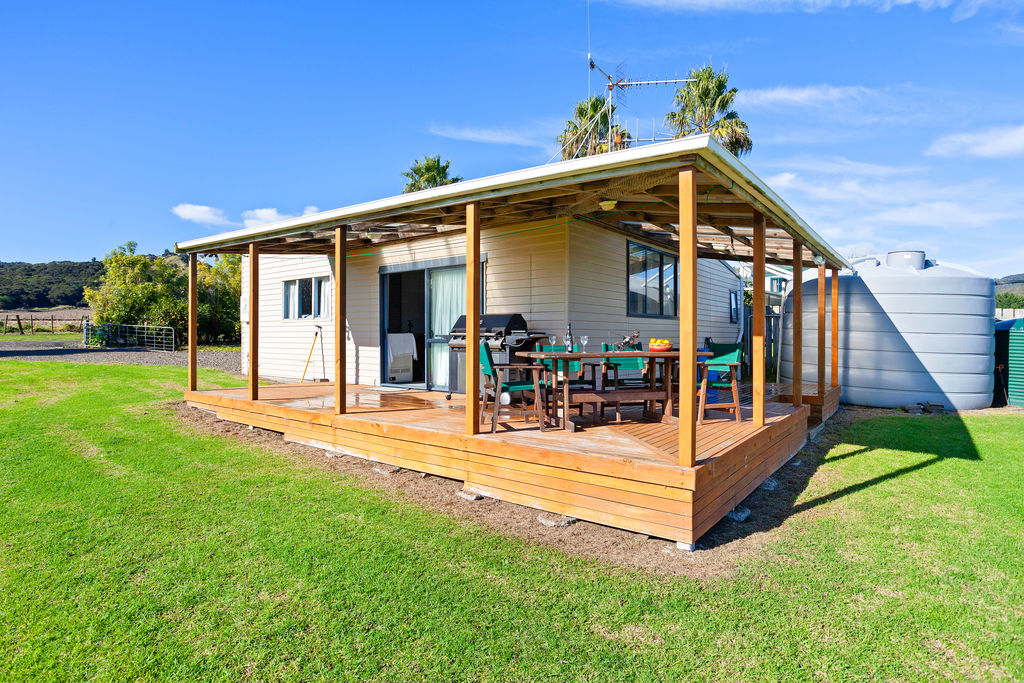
[696,406,981,550]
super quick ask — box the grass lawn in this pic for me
[0,332,82,341]
[194,343,241,352]
[1,361,1021,680]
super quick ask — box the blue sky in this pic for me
[1,0,1022,275]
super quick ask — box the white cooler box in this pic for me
[386,333,417,383]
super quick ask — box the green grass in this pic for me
[194,343,241,352]
[1,361,1021,681]
[0,332,82,341]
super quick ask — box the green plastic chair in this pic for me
[536,344,597,425]
[479,343,547,433]
[697,346,743,423]
[600,342,652,421]
[535,344,595,387]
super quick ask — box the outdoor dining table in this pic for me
[517,349,714,432]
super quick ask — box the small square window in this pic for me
[283,276,331,319]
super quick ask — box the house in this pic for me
[239,250,743,386]
[176,135,849,549]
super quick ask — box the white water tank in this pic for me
[780,251,995,410]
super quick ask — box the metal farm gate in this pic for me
[83,322,175,352]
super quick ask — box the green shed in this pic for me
[997,318,1024,407]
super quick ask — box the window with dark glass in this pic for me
[283,276,330,319]
[627,242,677,317]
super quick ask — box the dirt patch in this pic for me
[174,402,890,579]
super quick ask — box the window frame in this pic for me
[626,241,678,319]
[729,290,741,323]
[282,275,331,320]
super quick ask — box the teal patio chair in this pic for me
[600,342,651,421]
[536,344,597,424]
[479,343,547,433]
[697,345,743,424]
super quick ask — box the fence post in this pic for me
[16,315,23,334]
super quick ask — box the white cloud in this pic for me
[738,84,874,109]
[607,0,997,19]
[925,123,1024,158]
[759,156,1024,275]
[241,205,320,229]
[428,122,560,154]
[764,155,917,177]
[171,203,239,227]
[172,204,321,229]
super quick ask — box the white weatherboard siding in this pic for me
[242,219,741,384]
[567,222,742,348]
[243,218,568,384]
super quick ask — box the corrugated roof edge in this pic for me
[174,134,850,269]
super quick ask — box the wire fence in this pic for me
[83,322,176,352]
[1,313,89,334]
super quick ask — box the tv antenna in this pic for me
[588,58,695,146]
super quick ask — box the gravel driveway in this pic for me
[0,339,242,375]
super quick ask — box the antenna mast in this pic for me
[587,58,694,147]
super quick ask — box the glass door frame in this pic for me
[379,255,485,392]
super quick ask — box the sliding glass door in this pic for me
[427,266,466,390]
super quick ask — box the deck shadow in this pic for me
[694,405,980,550]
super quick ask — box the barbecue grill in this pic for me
[446,313,548,395]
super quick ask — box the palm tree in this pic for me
[557,96,631,160]
[402,155,462,193]
[665,65,752,157]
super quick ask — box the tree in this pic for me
[402,155,462,193]
[556,95,631,160]
[84,242,241,346]
[665,64,752,157]
[996,292,1024,309]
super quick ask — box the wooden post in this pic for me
[465,202,481,435]
[831,266,840,388]
[679,168,698,467]
[187,253,198,391]
[334,227,346,415]
[752,212,766,427]
[16,314,23,334]
[248,243,259,401]
[817,263,826,398]
[51,315,55,334]
[791,242,803,408]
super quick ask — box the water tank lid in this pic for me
[885,250,927,270]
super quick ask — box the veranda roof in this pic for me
[175,135,849,269]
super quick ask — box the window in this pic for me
[283,276,330,319]
[729,290,741,323]
[627,242,677,317]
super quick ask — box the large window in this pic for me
[628,242,677,317]
[283,276,330,319]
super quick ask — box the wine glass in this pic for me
[548,334,557,348]
[580,335,589,353]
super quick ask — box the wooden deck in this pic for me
[185,383,810,546]
[771,383,842,425]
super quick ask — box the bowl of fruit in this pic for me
[649,338,673,352]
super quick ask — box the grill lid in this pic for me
[449,313,529,336]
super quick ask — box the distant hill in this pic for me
[0,260,104,309]
[998,273,1024,285]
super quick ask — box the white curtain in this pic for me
[428,266,466,388]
